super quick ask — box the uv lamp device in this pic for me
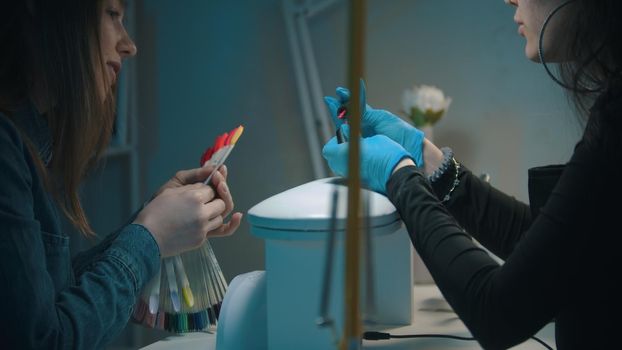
[216,271,267,350]
[234,177,413,350]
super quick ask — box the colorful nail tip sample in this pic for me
[132,126,243,333]
[132,242,228,333]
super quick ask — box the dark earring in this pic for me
[538,0,600,93]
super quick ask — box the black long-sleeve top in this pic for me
[387,94,621,349]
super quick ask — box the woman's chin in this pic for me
[525,45,541,63]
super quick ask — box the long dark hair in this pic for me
[0,1,116,236]
[556,1,622,121]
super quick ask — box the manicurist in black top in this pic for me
[321,0,622,349]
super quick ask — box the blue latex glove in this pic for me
[324,80,425,167]
[322,129,412,194]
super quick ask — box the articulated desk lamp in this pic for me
[217,1,413,350]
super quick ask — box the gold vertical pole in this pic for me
[342,0,365,349]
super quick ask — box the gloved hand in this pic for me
[324,80,425,167]
[322,128,412,194]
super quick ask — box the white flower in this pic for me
[402,84,452,115]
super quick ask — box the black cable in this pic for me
[530,335,554,350]
[364,331,474,341]
[363,331,553,349]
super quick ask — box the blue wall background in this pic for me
[136,0,315,284]
[84,0,584,347]
[134,0,580,283]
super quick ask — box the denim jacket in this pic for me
[0,103,161,349]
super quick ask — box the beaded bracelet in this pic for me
[428,147,454,183]
[441,158,461,203]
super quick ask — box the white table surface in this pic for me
[141,285,556,350]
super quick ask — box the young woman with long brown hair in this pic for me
[0,1,242,348]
